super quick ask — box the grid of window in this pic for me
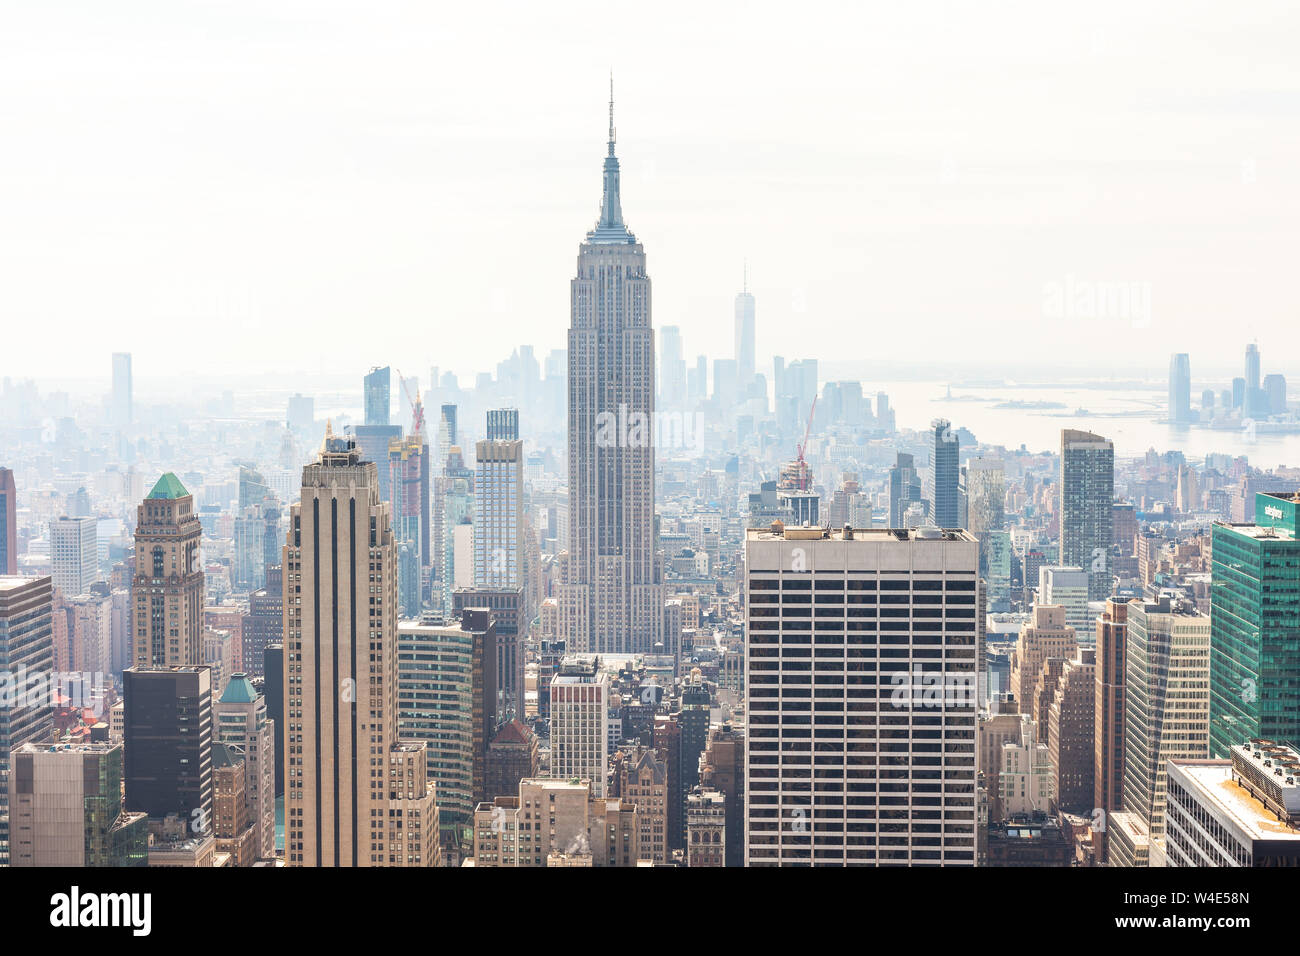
[745,554,978,867]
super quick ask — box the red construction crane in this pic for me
[395,368,425,439]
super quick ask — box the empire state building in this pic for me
[559,86,663,655]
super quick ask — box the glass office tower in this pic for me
[1209,492,1300,756]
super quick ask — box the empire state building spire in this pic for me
[590,75,633,243]
[608,72,616,155]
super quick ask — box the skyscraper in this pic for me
[397,608,497,844]
[1047,651,1095,813]
[930,419,960,528]
[214,673,276,859]
[965,457,1005,591]
[122,665,213,824]
[734,280,756,386]
[436,451,474,618]
[1263,373,1288,415]
[1093,598,1128,858]
[1244,343,1269,419]
[550,657,609,798]
[474,428,523,590]
[111,352,132,426]
[0,575,55,866]
[1037,565,1092,642]
[658,326,686,409]
[388,432,430,616]
[1168,352,1191,423]
[351,423,402,503]
[1209,491,1300,756]
[8,741,148,867]
[1059,429,1114,601]
[744,524,979,865]
[1164,745,1300,867]
[364,365,391,427]
[965,457,1005,537]
[132,473,204,667]
[264,642,285,798]
[397,619,475,840]
[283,428,438,867]
[454,588,524,722]
[1008,603,1078,706]
[0,468,15,576]
[50,515,98,597]
[888,452,922,528]
[233,502,278,593]
[438,403,458,459]
[1122,597,1211,847]
[485,407,519,441]
[1245,342,1261,393]
[241,566,282,681]
[559,86,663,656]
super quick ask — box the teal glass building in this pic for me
[1209,492,1300,756]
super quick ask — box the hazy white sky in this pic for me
[3,1,1298,389]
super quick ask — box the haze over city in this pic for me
[3,1,1299,383]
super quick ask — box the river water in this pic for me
[882,380,1300,467]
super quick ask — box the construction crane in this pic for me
[793,396,817,491]
[395,368,425,439]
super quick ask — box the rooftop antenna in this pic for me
[608,71,616,152]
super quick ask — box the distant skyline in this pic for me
[3,2,1299,381]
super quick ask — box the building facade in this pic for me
[0,575,55,866]
[8,741,147,867]
[1122,598,1211,848]
[559,92,663,656]
[214,673,276,859]
[0,468,15,576]
[132,473,204,667]
[1059,429,1115,601]
[50,516,98,598]
[1165,744,1300,866]
[930,419,959,528]
[1209,492,1300,756]
[123,665,213,826]
[550,658,609,798]
[283,429,438,866]
[1093,598,1127,853]
[744,524,979,865]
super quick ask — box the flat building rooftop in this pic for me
[746,524,976,544]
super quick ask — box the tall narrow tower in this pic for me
[111,352,133,427]
[132,473,204,667]
[930,419,960,528]
[560,81,663,655]
[1059,429,1115,601]
[283,428,437,867]
[1168,352,1191,424]
[0,468,17,576]
[734,268,756,386]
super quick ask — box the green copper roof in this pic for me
[146,472,189,500]
[220,673,258,704]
